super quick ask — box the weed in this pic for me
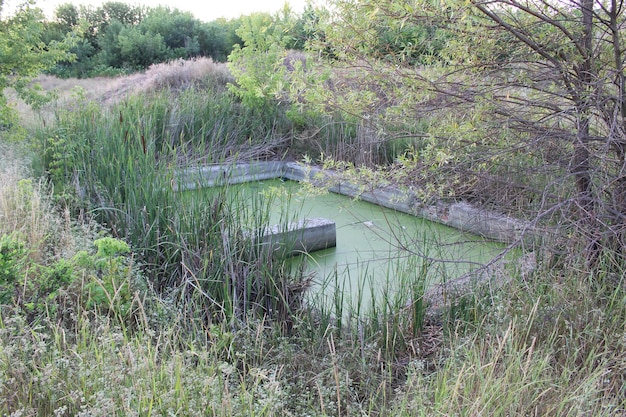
[0,234,27,304]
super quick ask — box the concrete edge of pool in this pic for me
[176,161,543,246]
[254,217,337,257]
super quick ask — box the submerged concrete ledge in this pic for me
[178,161,537,245]
[255,218,336,257]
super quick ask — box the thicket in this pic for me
[42,2,239,77]
[10,61,442,413]
[33,71,314,327]
[42,1,318,78]
[250,0,626,277]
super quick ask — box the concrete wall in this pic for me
[282,162,535,245]
[178,161,537,245]
[255,218,336,257]
[175,161,285,190]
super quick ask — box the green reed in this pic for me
[34,88,304,326]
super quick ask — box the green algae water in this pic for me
[214,179,508,307]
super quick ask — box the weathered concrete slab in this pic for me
[282,162,309,182]
[283,162,534,244]
[176,161,285,190]
[177,161,538,245]
[254,218,336,257]
[445,202,528,243]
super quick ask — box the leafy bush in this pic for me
[227,12,294,113]
[0,234,74,317]
[73,237,135,321]
[0,234,27,305]
[0,231,141,323]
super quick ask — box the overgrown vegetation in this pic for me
[3,0,626,414]
[3,133,626,413]
[33,65,309,328]
[287,0,626,271]
[0,1,73,127]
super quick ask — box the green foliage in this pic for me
[227,10,299,112]
[117,27,169,68]
[41,131,76,185]
[0,231,139,321]
[54,3,80,30]
[0,233,72,316]
[84,0,144,40]
[47,2,243,77]
[34,87,304,325]
[93,236,130,258]
[0,1,73,127]
[0,234,27,304]
[283,4,323,50]
[0,166,141,323]
[96,19,125,68]
[97,1,143,26]
[97,7,206,70]
[6,1,626,414]
[44,2,145,77]
[139,6,201,57]
[2,247,626,415]
[25,258,74,315]
[279,0,576,217]
[196,19,239,62]
[62,38,96,77]
[75,238,134,320]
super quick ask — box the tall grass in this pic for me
[390,267,626,416]
[34,87,304,327]
[0,140,75,263]
[0,312,299,416]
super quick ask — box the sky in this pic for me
[33,0,312,22]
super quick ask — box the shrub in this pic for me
[75,237,135,320]
[0,234,27,305]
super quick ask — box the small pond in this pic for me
[218,179,508,308]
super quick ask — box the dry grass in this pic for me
[98,57,233,104]
[8,75,121,127]
[138,57,233,91]
[11,57,233,127]
[0,142,53,260]
[0,140,89,263]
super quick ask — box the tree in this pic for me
[93,1,143,31]
[0,1,73,127]
[282,4,323,51]
[54,2,79,31]
[45,2,247,75]
[44,4,93,78]
[293,0,626,267]
[139,7,200,58]
[117,27,169,68]
[96,19,125,68]
[227,11,296,110]
[452,0,626,264]
[196,18,241,62]
[76,1,144,58]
